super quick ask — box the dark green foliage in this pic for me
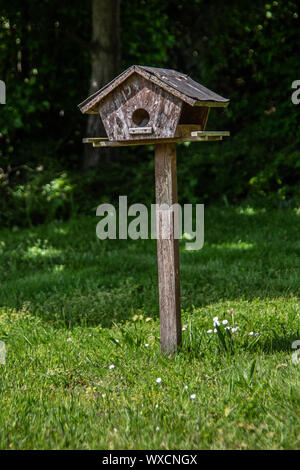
[0,1,299,227]
[0,1,90,169]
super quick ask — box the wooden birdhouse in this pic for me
[79,66,230,356]
[78,65,229,143]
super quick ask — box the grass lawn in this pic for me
[0,205,300,449]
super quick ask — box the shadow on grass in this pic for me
[260,333,300,354]
[0,207,299,332]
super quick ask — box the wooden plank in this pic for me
[85,134,224,147]
[194,100,230,108]
[129,126,153,135]
[83,131,227,143]
[92,137,221,147]
[82,137,108,143]
[174,125,203,138]
[155,143,181,355]
[191,130,230,137]
[202,107,210,130]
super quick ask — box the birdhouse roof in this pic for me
[78,65,230,114]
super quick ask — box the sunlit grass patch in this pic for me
[0,206,299,449]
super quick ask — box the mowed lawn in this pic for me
[0,205,299,449]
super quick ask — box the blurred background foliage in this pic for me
[0,0,299,227]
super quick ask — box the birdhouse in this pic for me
[79,65,230,356]
[78,65,229,142]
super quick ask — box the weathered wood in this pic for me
[203,107,210,129]
[82,137,109,143]
[178,103,209,129]
[82,131,229,144]
[78,65,196,113]
[78,65,230,114]
[99,74,183,141]
[78,66,136,114]
[191,130,230,137]
[79,66,230,357]
[140,66,229,106]
[92,137,222,147]
[137,67,196,106]
[78,66,230,148]
[129,126,153,135]
[194,101,229,107]
[175,125,204,138]
[155,143,181,355]
[83,133,226,147]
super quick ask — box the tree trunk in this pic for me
[83,0,121,169]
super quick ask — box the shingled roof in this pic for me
[78,65,230,114]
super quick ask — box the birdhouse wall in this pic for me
[178,103,209,127]
[98,74,183,141]
[174,104,210,138]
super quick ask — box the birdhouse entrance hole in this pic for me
[132,108,150,127]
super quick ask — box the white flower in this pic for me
[231,326,239,333]
[145,343,149,347]
[66,338,72,342]
[207,329,213,334]
[225,326,231,331]
[222,319,228,325]
[109,364,115,370]
[115,339,119,343]
[184,385,188,390]
[255,332,260,336]
[156,377,162,384]
[213,316,220,327]
[155,404,159,409]
[214,328,217,333]
[249,331,254,336]
[182,325,187,331]
[190,394,196,400]
[156,426,160,431]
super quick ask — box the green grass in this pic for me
[0,205,300,449]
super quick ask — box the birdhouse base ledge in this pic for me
[82,131,230,148]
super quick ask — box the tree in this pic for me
[83,0,121,169]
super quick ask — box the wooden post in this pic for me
[155,143,182,354]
